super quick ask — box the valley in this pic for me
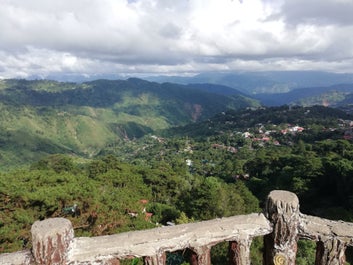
[2,78,353,264]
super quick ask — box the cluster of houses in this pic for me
[338,119,353,140]
[240,118,353,145]
[280,126,305,134]
[211,118,353,151]
[239,124,304,147]
[148,117,353,173]
[338,119,353,128]
[211,143,237,153]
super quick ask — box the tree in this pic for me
[30,154,74,173]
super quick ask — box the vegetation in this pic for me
[0,154,258,255]
[2,78,353,264]
[0,79,258,170]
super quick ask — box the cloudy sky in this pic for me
[1,0,353,79]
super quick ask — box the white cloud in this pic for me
[1,0,353,79]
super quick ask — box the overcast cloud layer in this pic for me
[1,0,353,79]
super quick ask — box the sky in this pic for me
[1,0,353,79]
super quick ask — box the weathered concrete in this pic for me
[4,190,353,265]
[299,214,353,265]
[144,252,166,265]
[0,250,34,265]
[31,218,74,265]
[264,190,300,265]
[192,246,211,265]
[299,214,353,243]
[68,213,271,264]
[228,240,252,265]
[315,239,347,265]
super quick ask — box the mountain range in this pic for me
[254,83,353,107]
[145,71,353,94]
[145,71,353,109]
[0,78,257,169]
[4,73,353,169]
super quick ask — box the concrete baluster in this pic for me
[264,190,300,265]
[189,246,211,265]
[315,239,346,265]
[31,217,74,265]
[144,252,166,265]
[228,240,252,265]
[190,249,198,265]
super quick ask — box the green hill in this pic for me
[3,99,353,264]
[0,78,258,169]
[163,105,352,138]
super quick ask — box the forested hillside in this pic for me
[3,105,353,264]
[0,78,258,169]
[162,105,350,138]
[1,78,353,263]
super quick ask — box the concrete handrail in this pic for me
[1,190,353,265]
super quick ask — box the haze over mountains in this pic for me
[145,71,353,108]
[38,70,353,94]
[144,71,353,94]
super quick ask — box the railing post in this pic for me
[189,246,211,265]
[315,239,346,265]
[31,218,74,265]
[144,252,166,265]
[228,240,252,265]
[264,190,300,265]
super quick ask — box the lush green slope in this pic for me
[3,105,353,264]
[0,78,258,169]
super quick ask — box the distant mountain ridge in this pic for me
[145,71,353,95]
[0,78,254,108]
[26,70,353,95]
[0,78,258,169]
[145,72,353,108]
[254,83,353,107]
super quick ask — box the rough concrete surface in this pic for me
[69,213,272,263]
[0,250,34,265]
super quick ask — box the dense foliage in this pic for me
[0,79,258,169]
[0,154,258,254]
[3,100,353,264]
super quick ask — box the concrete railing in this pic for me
[2,190,353,265]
